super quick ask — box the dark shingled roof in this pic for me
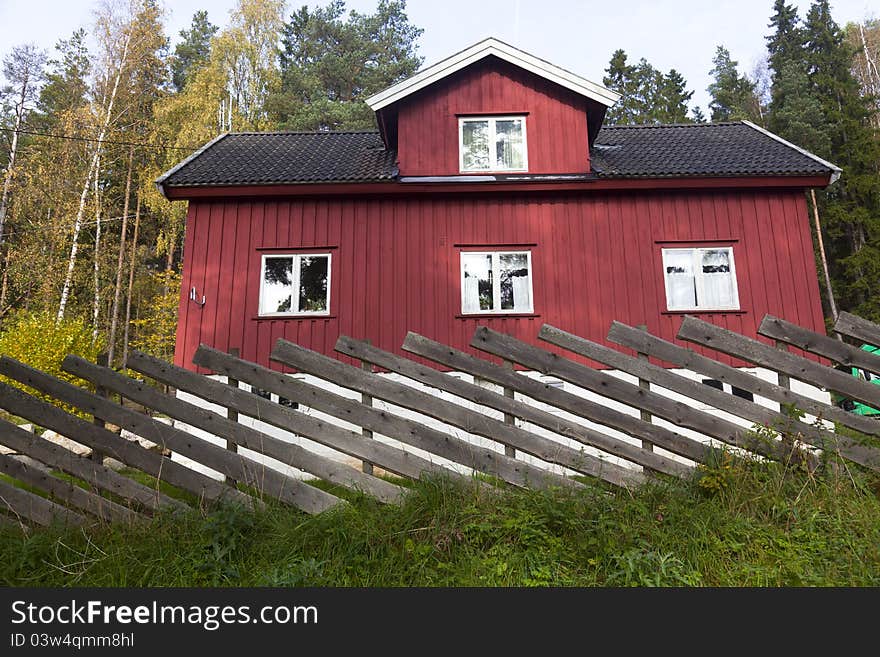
[590,122,835,178]
[159,131,398,187]
[157,122,837,189]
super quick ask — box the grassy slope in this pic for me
[1,455,879,587]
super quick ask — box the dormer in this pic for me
[367,38,619,178]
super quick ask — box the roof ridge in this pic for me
[599,121,745,130]
[228,130,381,136]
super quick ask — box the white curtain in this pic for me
[495,120,524,169]
[701,249,734,308]
[664,250,696,309]
[463,276,480,313]
[512,275,530,311]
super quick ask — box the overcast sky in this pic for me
[0,0,876,114]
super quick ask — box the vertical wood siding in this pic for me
[396,58,592,176]
[175,189,826,373]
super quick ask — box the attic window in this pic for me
[459,116,527,172]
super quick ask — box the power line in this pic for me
[0,126,203,151]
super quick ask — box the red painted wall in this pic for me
[395,58,592,176]
[175,188,826,373]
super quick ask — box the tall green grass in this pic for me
[2,454,878,587]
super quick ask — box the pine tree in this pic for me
[170,10,218,92]
[707,46,760,122]
[268,0,423,131]
[603,49,637,124]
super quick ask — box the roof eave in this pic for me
[742,120,842,184]
[366,37,620,112]
[155,132,230,199]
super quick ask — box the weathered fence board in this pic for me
[0,411,185,512]
[541,324,877,470]
[271,339,630,487]
[678,316,880,410]
[64,356,404,505]
[197,344,576,490]
[834,311,880,347]
[0,479,86,527]
[402,331,709,471]
[607,321,880,437]
[131,350,467,487]
[0,453,141,524]
[338,334,685,478]
[472,327,803,465]
[0,358,309,512]
[760,315,880,377]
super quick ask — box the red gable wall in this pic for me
[395,57,592,177]
[175,188,826,373]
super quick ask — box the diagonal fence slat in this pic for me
[337,334,677,479]
[270,339,617,488]
[402,331,710,470]
[0,479,86,527]
[199,344,575,491]
[52,357,343,515]
[0,452,142,524]
[334,336,647,486]
[0,358,267,512]
[133,349,468,487]
[607,321,880,438]
[678,315,880,410]
[64,355,403,505]
[471,327,803,465]
[0,381,247,510]
[0,410,186,512]
[760,314,880,377]
[541,324,876,470]
[834,311,880,347]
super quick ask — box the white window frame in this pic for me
[458,115,528,173]
[258,253,331,317]
[460,250,534,315]
[661,246,740,312]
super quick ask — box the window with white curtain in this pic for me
[459,116,527,172]
[461,251,533,314]
[259,253,331,316]
[661,246,739,311]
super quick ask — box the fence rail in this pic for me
[1,312,880,528]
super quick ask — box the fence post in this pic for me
[91,352,108,463]
[635,325,654,459]
[226,347,239,486]
[360,343,374,476]
[502,359,516,459]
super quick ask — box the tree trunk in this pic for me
[91,155,102,344]
[809,189,839,326]
[0,75,28,247]
[121,191,141,370]
[57,33,130,323]
[107,148,134,365]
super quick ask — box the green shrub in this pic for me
[0,311,102,417]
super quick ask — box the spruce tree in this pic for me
[804,0,880,320]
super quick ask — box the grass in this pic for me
[1,451,879,587]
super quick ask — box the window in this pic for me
[662,247,739,311]
[459,116,527,172]
[461,251,533,314]
[259,253,330,316]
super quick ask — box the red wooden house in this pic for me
[157,38,840,373]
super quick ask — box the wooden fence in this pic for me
[1,311,879,528]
